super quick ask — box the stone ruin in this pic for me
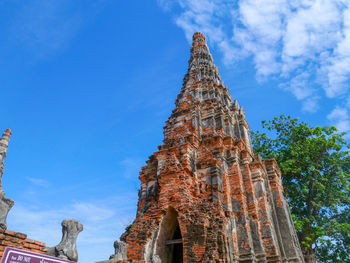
[0,129,14,232]
[46,219,84,262]
[106,33,305,262]
[0,129,83,262]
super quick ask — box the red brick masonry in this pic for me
[115,32,305,263]
[0,230,46,260]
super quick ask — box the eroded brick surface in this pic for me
[0,230,46,259]
[114,32,304,263]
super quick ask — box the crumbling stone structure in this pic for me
[46,219,83,262]
[110,32,305,263]
[0,129,14,231]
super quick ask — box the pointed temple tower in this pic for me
[113,33,304,263]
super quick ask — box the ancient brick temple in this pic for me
[114,33,304,263]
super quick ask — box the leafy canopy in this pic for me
[251,115,350,263]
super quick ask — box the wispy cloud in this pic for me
[26,177,50,187]
[279,72,319,113]
[159,0,350,130]
[11,0,80,57]
[120,158,144,179]
[157,0,177,11]
[71,202,116,222]
[8,0,106,59]
[327,107,350,136]
[7,195,137,263]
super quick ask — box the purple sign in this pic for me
[1,247,75,263]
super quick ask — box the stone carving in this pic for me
[0,129,11,195]
[0,195,14,231]
[0,129,14,231]
[109,241,128,262]
[46,219,83,262]
[151,255,161,263]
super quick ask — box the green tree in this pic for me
[251,115,350,263]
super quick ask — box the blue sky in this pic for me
[1,0,350,262]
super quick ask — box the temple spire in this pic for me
[109,33,305,263]
[183,32,221,87]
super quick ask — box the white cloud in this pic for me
[174,0,226,43]
[327,107,348,120]
[234,0,286,77]
[280,72,319,112]
[281,72,312,100]
[282,0,342,59]
[158,0,350,113]
[157,0,177,11]
[327,107,350,135]
[324,5,350,98]
[302,96,320,113]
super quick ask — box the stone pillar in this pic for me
[109,241,128,262]
[240,150,266,262]
[250,162,281,262]
[0,129,14,231]
[0,129,12,194]
[264,160,304,263]
[45,219,83,262]
[229,158,255,261]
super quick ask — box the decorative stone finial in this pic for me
[0,128,12,187]
[190,32,208,53]
[3,129,11,137]
[45,219,83,262]
[183,32,221,87]
[192,32,206,42]
[109,240,128,262]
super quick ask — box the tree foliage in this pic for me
[251,115,350,262]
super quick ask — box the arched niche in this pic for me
[155,207,183,263]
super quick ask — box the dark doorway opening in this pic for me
[169,222,183,263]
[156,207,184,263]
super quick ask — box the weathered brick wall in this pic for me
[110,32,305,263]
[0,230,46,259]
